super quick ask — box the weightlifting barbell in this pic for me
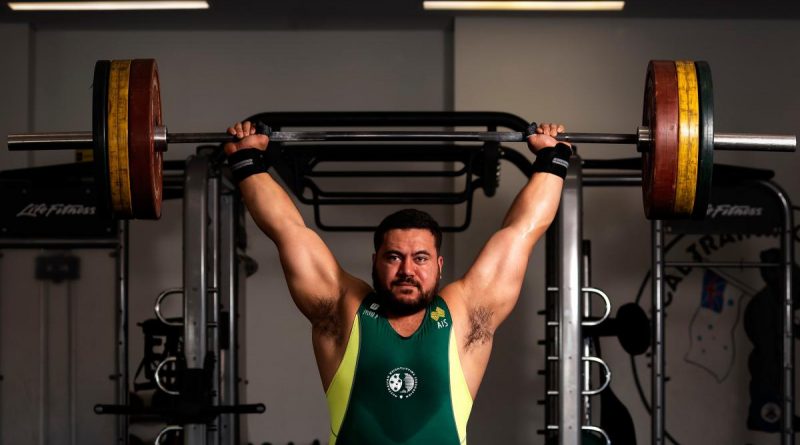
[7,59,796,220]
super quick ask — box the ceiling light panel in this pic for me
[423,1,625,11]
[8,1,209,11]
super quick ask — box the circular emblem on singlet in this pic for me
[385,367,418,399]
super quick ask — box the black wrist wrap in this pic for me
[228,149,268,184]
[531,143,573,179]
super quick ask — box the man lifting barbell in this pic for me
[8,60,795,221]
[224,120,571,444]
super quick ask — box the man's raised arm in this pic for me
[446,123,571,331]
[224,121,368,324]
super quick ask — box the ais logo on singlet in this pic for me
[386,367,418,400]
[430,306,448,329]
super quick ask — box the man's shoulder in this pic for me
[439,283,468,319]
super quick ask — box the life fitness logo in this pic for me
[16,203,96,218]
[705,204,763,219]
[386,367,418,400]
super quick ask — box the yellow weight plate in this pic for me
[107,60,133,217]
[674,60,700,216]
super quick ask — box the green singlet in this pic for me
[326,293,473,444]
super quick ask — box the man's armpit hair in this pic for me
[311,298,342,339]
[465,306,494,350]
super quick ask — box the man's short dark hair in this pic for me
[373,209,442,253]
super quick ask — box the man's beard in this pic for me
[372,267,439,316]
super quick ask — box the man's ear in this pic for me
[438,256,444,277]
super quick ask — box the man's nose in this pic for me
[399,258,415,276]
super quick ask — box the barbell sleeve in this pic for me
[7,132,94,151]
[7,128,796,151]
[711,133,796,152]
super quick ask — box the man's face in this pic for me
[372,228,444,315]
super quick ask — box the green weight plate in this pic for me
[92,60,111,218]
[693,61,714,219]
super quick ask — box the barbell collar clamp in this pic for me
[154,125,168,152]
[636,126,652,152]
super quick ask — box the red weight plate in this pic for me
[642,60,680,219]
[128,59,163,219]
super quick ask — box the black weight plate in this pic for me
[92,60,111,218]
[693,61,714,219]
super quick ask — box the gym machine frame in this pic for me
[0,217,130,444]
[94,152,264,445]
[653,179,795,445]
[6,86,795,441]
[248,111,624,445]
[80,111,799,444]
[548,166,796,445]
[544,157,616,445]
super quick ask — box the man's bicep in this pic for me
[459,228,536,322]
[274,227,353,318]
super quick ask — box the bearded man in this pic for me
[224,120,571,444]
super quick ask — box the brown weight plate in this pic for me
[128,59,163,219]
[642,60,680,219]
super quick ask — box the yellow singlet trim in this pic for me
[326,316,360,444]
[449,327,473,444]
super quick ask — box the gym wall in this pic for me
[0,24,30,171]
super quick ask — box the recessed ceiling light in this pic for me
[423,1,625,11]
[8,1,209,10]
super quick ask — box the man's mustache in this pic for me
[391,276,421,288]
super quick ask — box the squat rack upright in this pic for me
[545,160,796,445]
[94,152,265,445]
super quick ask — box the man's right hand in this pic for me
[526,122,569,153]
[224,121,269,155]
